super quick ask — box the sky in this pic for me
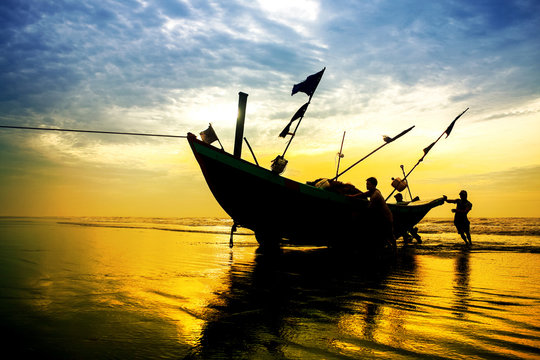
[0,0,539,218]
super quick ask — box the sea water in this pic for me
[0,217,539,359]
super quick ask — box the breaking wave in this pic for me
[48,217,540,253]
[56,218,254,236]
[3,216,538,252]
[418,217,540,236]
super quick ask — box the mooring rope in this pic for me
[0,125,187,138]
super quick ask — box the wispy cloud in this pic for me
[2,0,537,121]
[1,0,539,168]
[1,0,539,216]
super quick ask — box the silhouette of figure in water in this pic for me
[393,193,422,244]
[347,177,395,249]
[446,190,472,246]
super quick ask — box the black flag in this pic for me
[445,108,469,138]
[292,68,325,97]
[444,119,457,138]
[423,142,435,155]
[279,122,292,138]
[279,102,309,138]
[291,102,309,122]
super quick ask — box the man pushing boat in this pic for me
[347,177,396,249]
[446,190,473,246]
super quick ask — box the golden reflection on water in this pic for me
[12,222,255,347]
[2,220,539,359]
[84,228,255,347]
[332,250,540,359]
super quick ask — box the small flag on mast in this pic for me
[445,107,469,138]
[423,142,435,155]
[279,123,292,139]
[279,102,309,138]
[200,123,219,145]
[444,119,457,138]
[292,67,326,97]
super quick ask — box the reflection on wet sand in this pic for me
[452,249,471,318]
[2,219,539,359]
[186,248,416,359]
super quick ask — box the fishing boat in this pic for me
[0,69,457,250]
[186,69,458,249]
[187,132,445,249]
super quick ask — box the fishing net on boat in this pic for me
[306,178,361,195]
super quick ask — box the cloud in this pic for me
[1,0,539,155]
[256,0,321,36]
[480,105,540,122]
[1,0,539,217]
[321,0,540,92]
[420,164,540,190]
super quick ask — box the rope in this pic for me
[0,125,187,138]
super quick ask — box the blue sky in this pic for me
[2,0,538,123]
[1,0,539,217]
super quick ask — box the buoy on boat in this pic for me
[391,177,408,192]
[271,155,288,174]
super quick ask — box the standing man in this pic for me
[446,190,473,246]
[348,177,395,249]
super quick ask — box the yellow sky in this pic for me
[2,1,540,219]
[1,96,538,218]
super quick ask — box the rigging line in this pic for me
[336,131,346,178]
[0,125,187,138]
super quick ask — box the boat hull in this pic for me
[188,133,444,247]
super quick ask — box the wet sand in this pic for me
[0,218,539,359]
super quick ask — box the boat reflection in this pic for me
[186,247,418,359]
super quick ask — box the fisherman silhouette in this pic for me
[347,177,395,249]
[393,193,422,244]
[445,190,472,246]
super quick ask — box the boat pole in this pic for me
[331,125,415,181]
[234,92,248,158]
[281,67,326,158]
[244,137,259,166]
[385,108,469,201]
[336,131,346,178]
[385,154,423,202]
[401,164,414,200]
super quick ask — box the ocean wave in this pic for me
[418,227,540,236]
[420,217,540,236]
[403,243,540,254]
[3,216,539,237]
[55,221,540,253]
[56,221,254,236]
[56,217,540,238]
[57,216,234,228]
[57,217,540,236]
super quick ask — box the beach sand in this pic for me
[0,217,539,359]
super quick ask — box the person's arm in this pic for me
[453,203,472,214]
[446,198,458,204]
[460,202,472,214]
[347,191,367,199]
